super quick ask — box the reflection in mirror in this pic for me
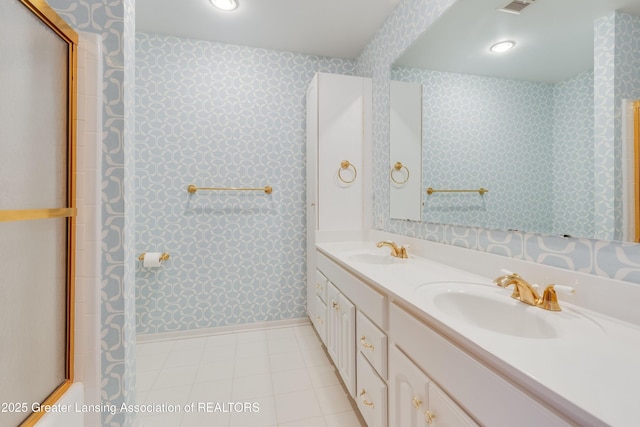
[389,0,640,241]
[389,81,422,221]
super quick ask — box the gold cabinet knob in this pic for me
[424,410,435,424]
[412,397,422,409]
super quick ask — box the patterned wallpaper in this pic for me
[356,0,640,284]
[134,33,356,335]
[391,67,594,238]
[48,0,136,425]
[551,70,595,237]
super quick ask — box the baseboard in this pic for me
[136,317,311,344]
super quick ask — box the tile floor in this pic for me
[136,324,366,427]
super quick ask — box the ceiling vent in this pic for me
[498,0,536,15]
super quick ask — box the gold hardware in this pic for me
[412,397,422,409]
[360,336,375,351]
[494,272,572,311]
[424,410,435,424]
[315,316,323,325]
[0,207,77,223]
[538,285,562,311]
[315,283,323,290]
[332,300,341,310]
[138,252,170,262]
[376,240,408,258]
[426,187,488,195]
[359,389,375,408]
[390,161,410,185]
[187,184,273,194]
[633,100,640,243]
[338,160,357,184]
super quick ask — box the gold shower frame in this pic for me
[634,101,640,243]
[5,1,78,425]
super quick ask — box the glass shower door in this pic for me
[0,1,77,425]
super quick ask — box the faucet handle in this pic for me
[539,285,561,311]
[552,284,575,296]
[398,244,409,258]
[538,284,574,311]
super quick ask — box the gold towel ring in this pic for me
[390,162,410,185]
[338,160,357,184]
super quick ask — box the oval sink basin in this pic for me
[432,291,557,339]
[414,282,603,340]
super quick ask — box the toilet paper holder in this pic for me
[138,252,170,262]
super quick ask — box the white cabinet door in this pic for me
[325,281,356,398]
[338,292,356,398]
[390,346,478,427]
[317,73,366,231]
[389,346,430,427]
[326,282,340,362]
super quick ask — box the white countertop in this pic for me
[316,240,640,427]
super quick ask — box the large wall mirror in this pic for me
[389,0,640,242]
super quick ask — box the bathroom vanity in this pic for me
[307,231,640,427]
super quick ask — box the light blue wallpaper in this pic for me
[594,11,617,241]
[48,0,136,425]
[356,0,640,284]
[551,70,594,237]
[135,33,356,335]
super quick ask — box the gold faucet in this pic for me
[376,240,408,258]
[494,271,564,311]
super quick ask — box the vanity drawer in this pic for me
[357,310,387,379]
[315,270,328,303]
[356,352,387,427]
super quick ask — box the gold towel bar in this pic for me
[426,187,488,195]
[187,184,273,194]
[138,252,170,262]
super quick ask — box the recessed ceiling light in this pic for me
[210,0,238,11]
[490,40,515,53]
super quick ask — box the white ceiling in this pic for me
[135,0,400,59]
[394,0,640,83]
